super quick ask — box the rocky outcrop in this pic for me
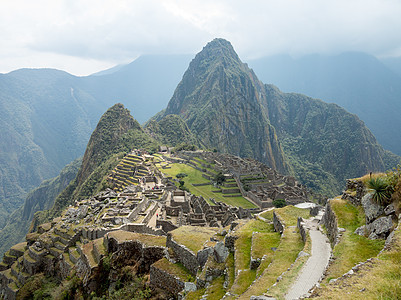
[354,193,397,240]
[367,216,394,239]
[362,193,385,223]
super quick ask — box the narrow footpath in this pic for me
[285,214,332,300]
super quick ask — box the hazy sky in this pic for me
[1,0,401,75]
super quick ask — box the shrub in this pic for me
[214,171,226,185]
[366,177,394,206]
[273,199,286,208]
[176,173,188,179]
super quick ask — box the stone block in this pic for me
[362,193,384,223]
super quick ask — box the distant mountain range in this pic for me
[248,52,401,156]
[1,38,401,237]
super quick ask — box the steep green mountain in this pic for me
[248,53,401,155]
[162,39,289,174]
[33,103,159,226]
[0,69,102,230]
[145,114,200,148]
[160,39,400,195]
[0,158,80,258]
[264,85,400,195]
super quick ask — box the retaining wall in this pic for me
[322,200,338,247]
[273,211,285,234]
[166,233,199,275]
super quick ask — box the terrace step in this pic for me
[63,253,74,271]
[7,281,19,298]
[3,268,20,288]
[2,251,17,266]
[54,241,68,251]
[11,260,30,286]
[69,247,80,264]
[49,247,64,258]
[82,242,98,269]
[0,262,9,271]
[28,246,47,261]
[9,242,27,258]
[92,238,106,265]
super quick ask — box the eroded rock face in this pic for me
[362,193,384,223]
[367,216,393,239]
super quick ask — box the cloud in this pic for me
[0,0,401,75]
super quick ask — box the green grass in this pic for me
[226,252,235,290]
[170,226,219,253]
[324,198,385,281]
[159,163,256,208]
[153,258,194,282]
[229,220,274,295]
[260,206,310,226]
[311,226,401,299]
[159,163,210,184]
[268,233,312,299]
[238,227,304,299]
[251,231,281,260]
[274,206,311,226]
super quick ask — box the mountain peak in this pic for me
[191,38,242,71]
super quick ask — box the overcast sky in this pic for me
[1,0,401,76]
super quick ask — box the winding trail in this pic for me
[285,214,332,300]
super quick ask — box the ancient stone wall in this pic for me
[142,202,159,225]
[322,200,338,246]
[126,198,150,222]
[273,211,285,234]
[156,220,178,232]
[105,237,166,273]
[166,233,199,275]
[297,217,308,243]
[224,235,238,252]
[342,179,366,206]
[121,223,165,236]
[149,264,185,295]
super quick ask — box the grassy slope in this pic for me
[324,197,384,281]
[312,223,401,299]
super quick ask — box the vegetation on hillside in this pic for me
[33,104,159,227]
[0,158,81,258]
[145,114,200,148]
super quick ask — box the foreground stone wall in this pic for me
[149,264,185,295]
[105,236,166,273]
[322,200,338,246]
[297,217,307,243]
[166,234,199,275]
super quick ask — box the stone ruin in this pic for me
[156,190,255,233]
[175,151,309,208]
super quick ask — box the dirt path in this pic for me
[285,216,331,299]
